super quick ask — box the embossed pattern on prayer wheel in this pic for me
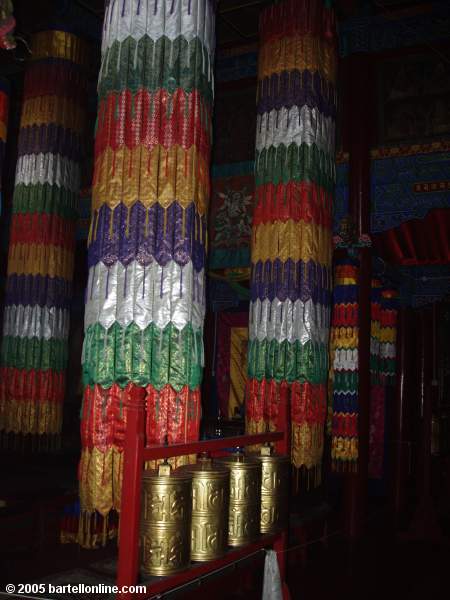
[140,464,192,576]
[182,456,230,561]
[217,453,261,546]
[254,448,290,534]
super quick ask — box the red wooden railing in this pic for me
[117,387,290,599]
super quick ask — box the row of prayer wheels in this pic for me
[140,446,289,575]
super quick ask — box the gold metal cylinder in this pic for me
[217,454,261,546]
[140,463,192,576]
[254,447,290,534]
[182,456,230,561]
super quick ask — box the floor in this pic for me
[288,485,450,600]
[2,506,449,599]
[2,452,450,599]
[290,534,450,600]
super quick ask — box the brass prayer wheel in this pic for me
[140,462,192,576]
[182,455,230,561]
[254,446,290,534]
[218,452,261,546]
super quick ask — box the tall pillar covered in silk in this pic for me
[330,257,359,470]
[378,289,398,387]
[246,0,337,487]
[79,0,215,534]
[0,78,9,215]
[0,31,88,441]
[368,287,398,478]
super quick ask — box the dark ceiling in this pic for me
[10,0,272,48]
[7,0,435,51]
[0,0,435,74]
[75,0,433,47]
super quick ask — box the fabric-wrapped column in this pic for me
[0,31,88,442]
[369,287,398,478]
[330,257,359,470]
[246,0,337,487]
[0,78,9,215]
[79,0,215,541]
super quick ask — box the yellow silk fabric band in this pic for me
[31,30,90,66]
[78,447,197,516]
[92,145,210,213]
[335,277,357,286]
[258,34,337,84]
[0,399,62,435]
[229,327,248,419]
[371,322,397,343]
[78,446,124,516]
[330,326,358,349]
[252,219,332,265]
[21,95,86,133]
[331,434,358,463]
[8,244,75,279]
[291,421,325,472]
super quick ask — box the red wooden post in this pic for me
[117,386,146,595]
[343,50,374,541]
[274,387,290,597]
[391,307,412,525]
[404,306,443,541]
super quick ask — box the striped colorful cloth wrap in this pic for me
[0,77,9,215]
[246,0,337,487]
[78,0,216,539]
[0,31,88,440]
[329,272,399,476]
[378,288,398,385]
[369,285,398,478]
[330,257,359,470]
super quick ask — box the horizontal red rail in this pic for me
[139,534,278,599]
[143,432,283,461]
